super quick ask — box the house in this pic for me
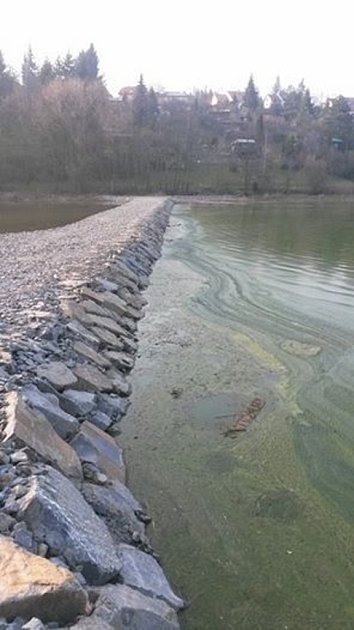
[210,91,245,109]
[263,92,285,111]
[118,86,137,102]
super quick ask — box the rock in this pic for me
[0,366,9,382]
[61,389,96,417]
[22,619,45,630]
[117,287,147,310]
[73,341,112,369]
[0,450,9,465]
[118,315,138,334]
[0,513,16,533]
[21,385,79,440]
[113,259,141,285]
[80,286,105,304]
[10,450,28,464]
[94,584,180,630]
[104,351,134,372]
[118,544,184,610]
[72,364,113,393]
[101,292,142,321]
[82,298,112,318]
[82,479,145,544]
[84,313,127,337]
[96,394,130,421]
[70,421,125,482]
[12,484,28,499]
[5,616,25,630]
[95,277,119,293]
[38,542,48,557]
[92,327,124,350]
[3,392,82,480]
[119,335,138,355]
[13,521,34,552]
[37,362,78,392]
[82,463,108,485]
[68,617,113,629]
[107,369,131,397]
[0,535,88,623]
[89,410,112,432]
[112,271,140,294]
[0,349,12,368]
[15,466,122,585]
[67,321,101,351]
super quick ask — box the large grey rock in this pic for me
[61,389,96,417]
[119,335,138,355]
[117,287,147,310]
[112,271,140,294]
[80,286,105,304]
[95,277,120,293]
[68,618,113,629]
[118,545,184,610]
[82,298,112,318]
[70,421,125,482]
[0,535,88,623]
[37,362,78,391]
[3,392,82,480]
[107,369,131,397]
[67,321,101,350]
[73,340,112,369]
[102,292,142,321]
[21,385,79,440]
[82,479,145,543]
[89,410,112,432]
[73,364,113,393]
[84,313,127,337]
[113,259,141,285]
[104,351,134,372]
[97,394,130,420]
[15,466,122,585]
[94,584,180,629]
[92,327,124,351]
[13,521,35,553]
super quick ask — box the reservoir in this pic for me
[122,198,354,629]
[0,195,118,233]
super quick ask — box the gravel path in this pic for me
[0,197,167,339]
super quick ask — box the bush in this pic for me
[304,157,328,194]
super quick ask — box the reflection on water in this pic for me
[0,196,117,232]
[192,200,354,335]
[124,198,354,630]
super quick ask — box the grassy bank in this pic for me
[1,163,354,197]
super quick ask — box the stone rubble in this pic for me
[0,198,185,628]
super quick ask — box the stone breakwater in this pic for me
[0,198,185,629]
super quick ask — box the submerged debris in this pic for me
[223,397,265,437]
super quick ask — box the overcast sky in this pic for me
[0,0,352,98]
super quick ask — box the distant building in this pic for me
[263,92,285,111]
[210,91,244,108]
[118,86,137,102]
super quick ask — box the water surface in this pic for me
[123,198,354,629]
[0,195,118,232]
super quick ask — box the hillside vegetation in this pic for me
[1,46,354,195]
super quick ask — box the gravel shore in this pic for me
[0,197,167,339]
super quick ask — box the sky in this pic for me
[0,0,353,99]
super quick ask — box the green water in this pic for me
[123,198,354,629]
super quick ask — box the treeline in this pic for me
[1,46,354,194]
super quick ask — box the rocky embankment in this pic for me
[0,198,184,629]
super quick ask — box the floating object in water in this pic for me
[224,397,265,437]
